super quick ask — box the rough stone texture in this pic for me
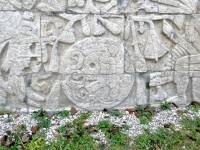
[0,0,200,111]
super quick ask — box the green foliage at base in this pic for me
[134,115,200,150]
[160,102,171,110]
[1,107,200,150]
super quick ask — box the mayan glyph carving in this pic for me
[59,37,134,109]
[1,0,200,111]
[39,12,126,110]
[59,38,124,74]
[62,74,134,109]
[41,14,123,74]
[0,6,128,110]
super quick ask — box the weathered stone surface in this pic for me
[124,14,173,72]
[1,0,200,111]
[149,71,194,107]
[0,0,67,11]
[62,74,134,110]
[67,0,118,14]
[120,0,199,14]
[40,14,124,74]
[0,74,60,111]
[0,11,41,76]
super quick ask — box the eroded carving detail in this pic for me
[1,0,200,111]
[1,11,41,75]
[67,0,117,13]
[125,15,178,72]
[0,0,67,12]
[121,0,198,14]
[60,38,124,74]
[62,74,134,109]
[150,16,200,106]
[59,38,133,109]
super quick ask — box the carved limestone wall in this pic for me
[0,0,200,111]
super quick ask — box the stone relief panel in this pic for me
[0,11,57,111]
[149,71,197,107]
[1,0,200,111]
[0,11,131,111]
[38,13,131,110]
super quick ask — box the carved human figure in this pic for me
[0,12,44,108]
[163,55,200,106]
[2,11,41,74]
[150,19,200,106]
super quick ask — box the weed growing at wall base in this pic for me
[160,102,171,110]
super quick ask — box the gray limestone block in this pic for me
[1,0,200,112]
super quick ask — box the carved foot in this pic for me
[154,86,167,101]
[166,95,189,106]
[27,98,41,108]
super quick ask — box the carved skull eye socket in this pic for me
[81,92,86,97]
[90,63,96,68]
[79,88,88,97]
[109,88,119,98]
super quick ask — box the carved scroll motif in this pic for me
[60,38,134,109]
[1,0,200,111]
